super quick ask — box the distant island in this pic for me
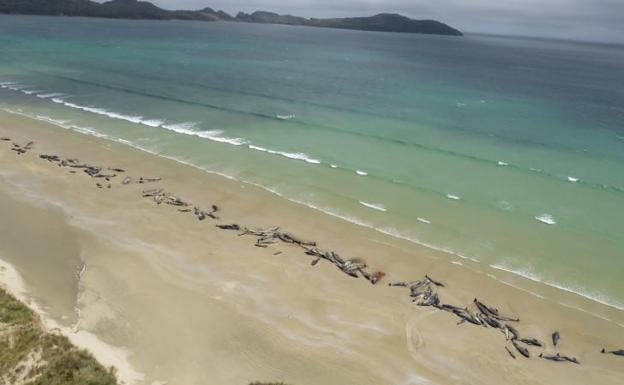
[0,0,463,36]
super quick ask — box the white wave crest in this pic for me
[161,122,198,131]
[446,194,461,200]
[5,85,23,91]
[497,160,509,166]
[248,144,321,164]
[276,114,296,120]
[356,170,368,176]
[161,123,247,146]
[567,176,579,182]
[490,262,624,311]
[35,115,70,126]
[417,217,431,224]
[3,108,107,140]
[37,92,65,99]
[358,201,387,212]
[141,119,166,128]
[53,100,165,128]
[535,213,556,225]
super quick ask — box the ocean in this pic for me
[1,15,623,313]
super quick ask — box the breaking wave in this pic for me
[50,98,167,128]
[358,201,387,212]
[161,122,247,146]
[490,262,624,311]
[248,145,321,164]
[535,213,556,225]
[36,92,65,99]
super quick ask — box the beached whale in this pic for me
[425,274,445,287]
[481,314,502,329]
[601,348,624,356]
[512,340,530,358]
[519,338,543,347]
[216,224,241,231]
[541,353,580,364]
[504,324,519,340]
[539,353,566,362]
[39,154,60,162]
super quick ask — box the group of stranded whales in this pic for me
[2,136,623,366]
[3,138,34,155]
[39,151,163,189]
[389,277,581,362]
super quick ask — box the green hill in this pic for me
[0,0,462,36]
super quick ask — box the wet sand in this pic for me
[1,110,623,385]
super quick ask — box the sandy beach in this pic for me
[1,110,623,385]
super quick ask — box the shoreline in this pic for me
[5,106,624,317]
[1,110,624,384]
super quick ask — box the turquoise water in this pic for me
[1,15,624,311]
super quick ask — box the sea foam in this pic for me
[42,97,166,128]
[36,92,65,99]
[490,262,624,311]
[358,201,387,212]
[161,123,247,146]
[35,115,70,126]
[535,213,556,225]
[248,145,321,164]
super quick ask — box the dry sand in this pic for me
[1,110,623,385]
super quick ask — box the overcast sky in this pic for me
[145,0,624,43]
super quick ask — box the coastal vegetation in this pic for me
[0,0,462,36]
[0,285,290,385]
[0,287,118,385]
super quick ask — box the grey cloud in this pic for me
[146,0,624,43]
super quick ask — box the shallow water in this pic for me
[1,15,623,312]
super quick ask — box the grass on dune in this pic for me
[2,287,294,385]
[0,287,118,385]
